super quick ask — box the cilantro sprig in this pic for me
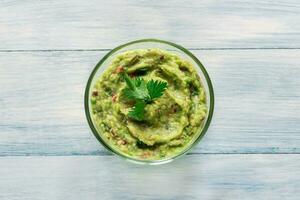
[147,79,168,100]
[122,73,168,121]
[123,75,149,102]
[127,101,146,121]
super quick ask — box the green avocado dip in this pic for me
[90,48,207,160]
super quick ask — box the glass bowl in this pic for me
[84,39,214,165]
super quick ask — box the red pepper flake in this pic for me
[112,94,117,102]
[115,66,124,74]
[117,140,126,145]
[129,73,136,78]
[141,151,151,158]
[92,91,98,97]
[171,105,178,113]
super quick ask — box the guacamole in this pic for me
[91,48,207,160]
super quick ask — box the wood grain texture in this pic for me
[1,1,300,199]
[0,155,299,200]
[1,50,300,155]
[0,0,300,50]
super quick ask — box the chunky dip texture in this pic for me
[91,48,207,160]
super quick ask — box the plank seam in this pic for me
[0,153,299,157]
[1,47,300,52]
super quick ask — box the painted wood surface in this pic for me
[0,0,300,50]
[1,49,300,156]
[1,0,300,199]
[0,155,299,200]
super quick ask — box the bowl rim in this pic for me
[84,38,214,165]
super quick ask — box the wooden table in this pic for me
[1,1,299,199]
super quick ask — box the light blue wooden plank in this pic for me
[0,50,300,155]
[0,0,299,50]
[0,155,299,200]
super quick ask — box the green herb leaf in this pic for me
[123,75,149,101]
[121,72,168,121]
[147,80,168,100]
[123,73,135,90]
[127,101,146,121]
